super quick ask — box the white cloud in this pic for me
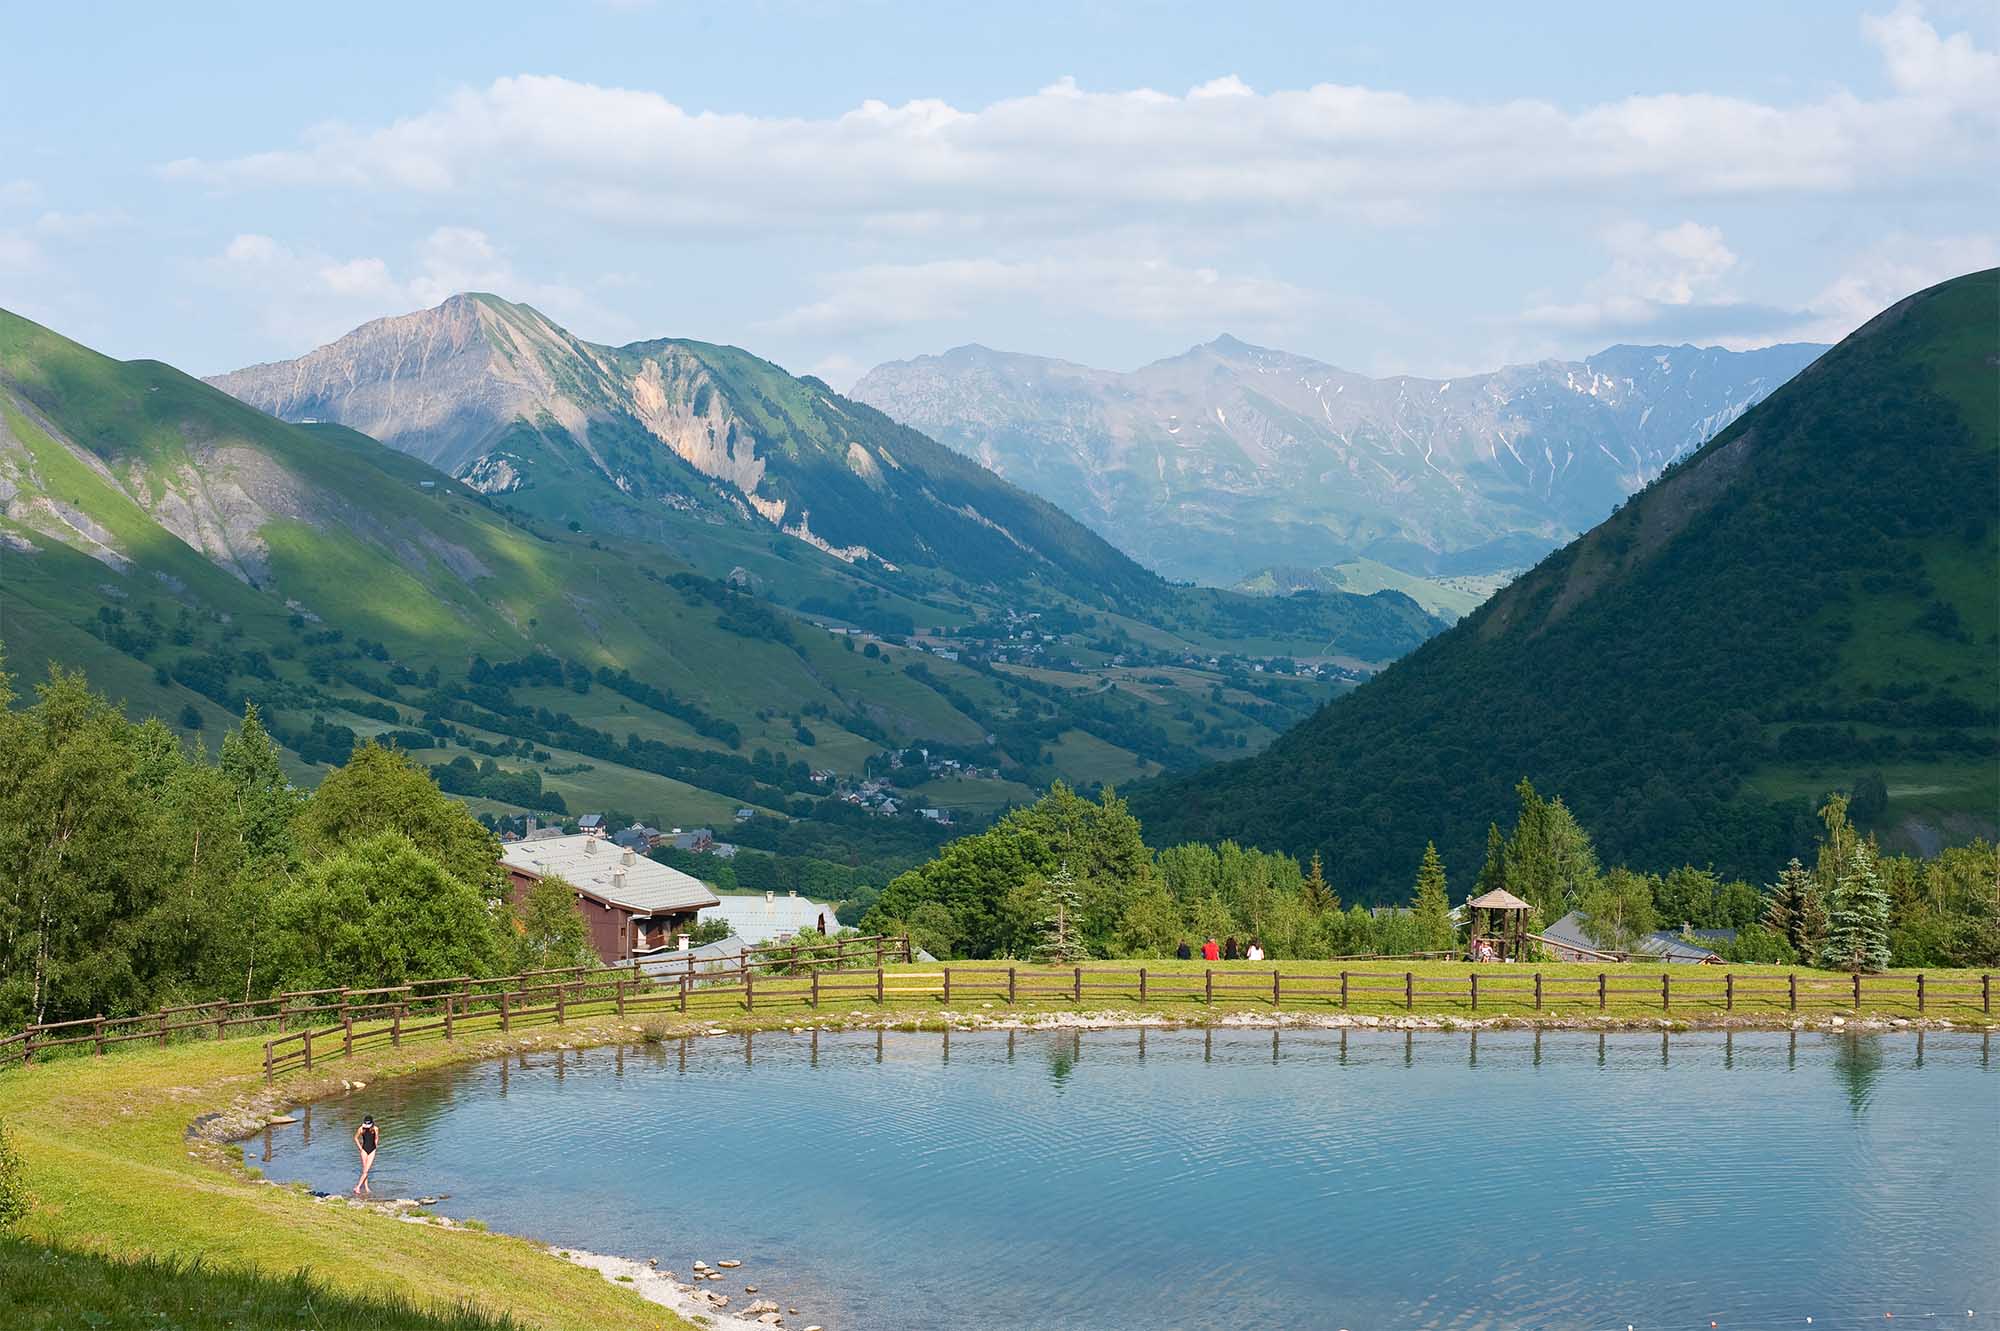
[159,8,1997,237]
[763,255,1317,339]
[1788,233,2000,343]
[197,226,630,359]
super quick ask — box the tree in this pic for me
[1764,859,1820,956]
[1410,842,1454,953]
[1301,852,1338,915]
[1820,843,1892,973]
[510,874,594,973]
[178,703,203,731]
[1812,794,1861,906]
[1500,779,1601,924]
[294,741,500,893]
[1032,864,1089,965]
[1578,867,1659,953]
[265,832,503,992]
[219,702,304,864]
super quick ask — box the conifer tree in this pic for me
[1033,864,1089,965]
[1410,842,1454,953]
[1301,851,1338,915]
[1820,843,1892,973]
[1764,858,1812,952]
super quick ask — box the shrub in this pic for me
[0,1120,31,1229]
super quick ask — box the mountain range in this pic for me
[3,300,1438,863]
[852,335,1826,585]
[1131,269,1999,899]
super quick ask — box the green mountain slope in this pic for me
[2,307,1431,856]
[1133,270,2000,899]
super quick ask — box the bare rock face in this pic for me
[852,336,1828,584]
[207,294,607,475]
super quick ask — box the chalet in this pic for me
[670,827,715,853]
[611,823,664,853]
[700,889,840,944]
[577,813,608,838]
[1542,911,1724,964]
[500,834,720,966]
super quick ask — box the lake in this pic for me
[253,1026,1998,1330]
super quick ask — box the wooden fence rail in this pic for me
[5,947,1991,1080]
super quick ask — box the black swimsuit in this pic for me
[360,1125,378,1153]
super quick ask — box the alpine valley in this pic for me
[2,297,1437,881]
[853,334,1827,589]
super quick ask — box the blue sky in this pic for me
[3,1,1994,385]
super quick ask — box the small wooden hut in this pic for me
[1465,888,1533,961]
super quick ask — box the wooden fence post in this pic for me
[276,996,288,1034]
[943,967,952,1005]
[1205,968,1213,1005]
[214,1001,227,1041]
[342,1012,353,1058]
[876,967,885,1005]
[1853,972,1861,1010]
[21,1029,33,1066]
[1917,972,1926,1013]
[1661,973,1671,1012]
[263,1041,273,1083]
[1470,973,1479,1012]
[1726,973,1734,1011]
[1272,970,1281,1008]
[1534,972,1543,1011]
[1008,967,1017,1004]
[1598,972,1607,1012]
[1405,971,1414,1011]
[811,969,819,1009]
[94,1016,106,1057]
[1985,973,1992,1015]
[1788,973,1797,1011]
[1339,971,1348,1009]
[1073,966,1082,1004]
[1138,968,1147,1003]
[303,1027,313,1070]
[744,969,754,1013]
[556,984,566,1025]
[500,991,511,1032]
[615,979,626,1016]
[903,934,913,963]
[678,973,688,1014]
[874,938,884,969]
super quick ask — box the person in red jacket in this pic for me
[1200,937,1221,962]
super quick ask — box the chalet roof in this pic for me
[500,835,718,916]
[1466,888,1533,912]
[1543,911,1723,964]
[699,891,841,944]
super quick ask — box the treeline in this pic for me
[0,656,595,1031]
[864,779,1999,968]
[428,754,568,813]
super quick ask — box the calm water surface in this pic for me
[254,1028,1998,1330]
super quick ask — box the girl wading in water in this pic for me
[353,1116,380,1195]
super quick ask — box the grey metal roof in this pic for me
[699,891,841,944]
[500,835,718,916]
[1544,911,1721,963]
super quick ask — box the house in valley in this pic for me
[501,834,720,965]
[698,889,841,945]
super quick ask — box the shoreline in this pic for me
[206,1006,1987,1327]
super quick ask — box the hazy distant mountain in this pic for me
[852,336,1826,584]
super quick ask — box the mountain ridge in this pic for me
[851,332,1828,584]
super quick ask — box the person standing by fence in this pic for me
[353,1115,380,1195]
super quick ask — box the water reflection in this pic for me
[253,1027,1997,1331]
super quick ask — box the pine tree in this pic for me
[1033,864,1089,965]
[1764,858,1811,951]
[1473,822,1506,899]
[1301,851,1338,915]
[1820,843,1892,973]
[1410,842,1453,953]
[1813,794,1859,904]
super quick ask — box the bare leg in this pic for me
[356,1151,374,1194]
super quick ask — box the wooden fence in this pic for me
[0,932,912,1073]
[3,952,1990,1084]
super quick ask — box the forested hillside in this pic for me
[1134,270,2000,899]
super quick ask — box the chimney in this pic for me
[584,838,596,855]
[788,890,797,898]
[623,847,635,866]
[613,866,627,890]
[765,890,775,905]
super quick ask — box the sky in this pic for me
[3,1,1995,388]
